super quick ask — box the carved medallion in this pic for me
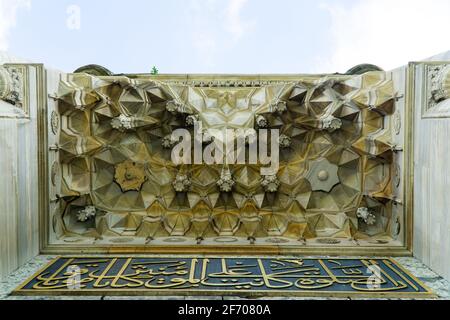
[109,237,134,243]
[305,158,339,193]
[214,237,238,243]
[164,237,188,243]
[394,164,401,188]
[316,238,341,245]
[266,238,289,244]
[395,218,401,236]
[172,174,192,192]
[51,111,59,135]
[114,160,147,192]
[77,206,97,222]
[261,175,280,193]
[50,161,59,186]
[393,111,401,135]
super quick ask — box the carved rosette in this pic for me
[261,175,280,193]
[186,114,199,126]
[172,174,192,192]
[320,115,342,132]
[114,160,147,192]
[51,111,59,135]
[270,98,287,113]
[77,206,97,222]
[357,207,376,226]
[162,134,178,149]
[166,100,188,114]
[217,168,235,192]
[278,134,291,149]
[394,164,401,188]
[50,161,59,186]
[53,71,400,244]
[255,115,268,128]
[305,158,339,193]
[393,111,401,135]
[111,114,134,132]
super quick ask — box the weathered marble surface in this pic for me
[1,256,448,300]
[412,58,450,282]
[394,257,450,299]
[0,256,54,299]
[0,62,41,280]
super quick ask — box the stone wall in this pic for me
[412,53,450,282]
[0,61,42,280]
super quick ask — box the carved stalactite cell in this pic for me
[51,111,60,135]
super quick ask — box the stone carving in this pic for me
[316,238,341,245]
[111,114,134,132]
[217,168,235,192]
[114,160,147,192]
[321,115,342,132]
[256,115,268,128]
[278,134,291,148]
[305,158,339,193]
[393,110,401,135]
[162,134,178,149]
[51,111,59,135]
[394,164,401,188]
[186,114,199,126]
[428,64,450,108]
[261,175,280,193]
[357,207,376,226]
[51,161,59,186]
[172,174,192,192]
[166,100,187,114]
[270,98,287,113]
[77,206,97,222]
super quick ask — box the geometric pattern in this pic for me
[52,72,400,246]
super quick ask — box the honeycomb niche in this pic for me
[50,72,404,251]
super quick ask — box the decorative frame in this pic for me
[36,72,414,256]
[421,61,450,119]
[0,64,30,117]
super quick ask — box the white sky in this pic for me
[1,0,449,73]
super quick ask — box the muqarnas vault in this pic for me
[48,71,407,252]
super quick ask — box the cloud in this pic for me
[0,0,31,51]
[318,0,450,73]
[224,0,255,42]
[187,0,219,68]
[187,0,254,69]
